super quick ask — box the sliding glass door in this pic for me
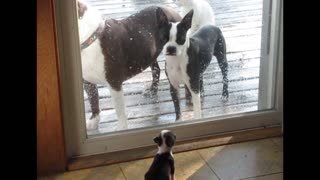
[55,0,282,158]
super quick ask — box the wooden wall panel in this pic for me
[37,0,66,176]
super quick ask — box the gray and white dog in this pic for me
[164,10,229,121]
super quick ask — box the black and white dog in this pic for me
[77,0,181,130]
[145,130,176,180]
[164,10,229,121]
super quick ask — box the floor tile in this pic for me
[174,151,219,180]
[270,137,283,151]
[243,173,283,180]
[187,162,219,180]
[38,164,125,180]
[119,158,153,180]
[38,137,283,180]
[198,139,283,180]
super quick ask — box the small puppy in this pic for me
[164,10,229,121]
[145,130,176,180]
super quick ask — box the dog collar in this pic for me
[80,24,103,51]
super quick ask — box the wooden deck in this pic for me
[84,0,263,136]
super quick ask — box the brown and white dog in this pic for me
[77,0,181,130]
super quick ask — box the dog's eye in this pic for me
[176,24,188,45]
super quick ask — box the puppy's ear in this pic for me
[164,133,176,148]
[156,7,169,27]
[77,1,88,19]
[180,9,193,30]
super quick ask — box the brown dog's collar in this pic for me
[80,24,103,51]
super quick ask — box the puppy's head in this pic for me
[153,130,176,153]
[164,9,193,56]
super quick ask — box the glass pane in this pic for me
[76,0,274,136]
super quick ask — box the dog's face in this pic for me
[153,130,176,151]
[164,9,193,56]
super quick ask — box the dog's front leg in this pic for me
[150,61,160,97]
[189,79,202,119]
[189,73,202,119]
[84,80,100,130]
[169,84,181,121]
[143,61,160,99]
[191,91,201,119]
[200,74,204,98]
[199,75,205,105]
[185,85,192,106]
[110,87,128,130]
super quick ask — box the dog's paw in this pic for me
[143,88,157,99]
[142,83,158,98]
[221,95,229,102]
[116,121,128,131]
[86,115,100,130]
[194,111,202,119]
[185,98,193,106]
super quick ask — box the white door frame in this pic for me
[54,0,283,158]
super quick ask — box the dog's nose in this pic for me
[166,46,177,55]
[153,137,160,144]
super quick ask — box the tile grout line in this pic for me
[238,172,283,180]
[118,164,128,180]
[196,150,222,180]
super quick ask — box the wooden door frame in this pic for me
[36,0,282,175]
[37,0,66,176]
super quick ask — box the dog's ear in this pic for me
[180,9,194,30]
[156,7,169,27]
[153,136,162,146]
[157,7,171,44]
[164,133,176,148]
[77,1,88,19]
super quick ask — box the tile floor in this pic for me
[39,137,283,180]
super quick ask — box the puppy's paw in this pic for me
[86,115,100,130]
